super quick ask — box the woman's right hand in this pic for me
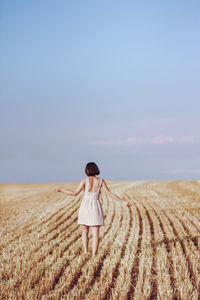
[124,200,131,207]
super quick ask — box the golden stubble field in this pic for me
[0,179,200,299]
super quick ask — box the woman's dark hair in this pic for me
[85,162,100,176]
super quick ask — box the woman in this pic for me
[55,162,131,256]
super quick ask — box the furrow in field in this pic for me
[0,190,71,232]
[2,221,79,296]
[151,183,199,288]
[172,210,200,246]
[142,199,180,299]
[1,193,98,294]
[143,182,196,297]
[140,202,158,299]
[8,197,78,246]
[128,200,153,299]
[135,181,180,298]
[55,196,118,299]
[161,210,198,296]
[132,181,197,298]
[81,197,132,300]
[8,206,110,296]
[184,210,200,233]
[157,212,188,297]
[1,185,115,250]
[166,210,200,290]
[0,195,78,249]
[34,195,81,234]
[151,181,200,223]
[2,205,78,264]
[150,183,200,292]
[147,181,199,238]
[38,206,79,239]
[28,194,115,298]
[102,205,133,299]
[31,205,109,277]
[126,203,143,299]
[5,215,107,297]
[69,203,124,299]
[101,192,141,299]
[118,186,156,299]
[40,209,113,298]
[72,183,144,299]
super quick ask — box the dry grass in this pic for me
[0,180,200,299]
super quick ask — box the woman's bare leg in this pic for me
[81,225,89,253]
[92,226,100,255]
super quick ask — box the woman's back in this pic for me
[78,176,104,227]
[85,176,102,194]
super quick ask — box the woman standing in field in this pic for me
[55,162,131,256]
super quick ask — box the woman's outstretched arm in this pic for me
[101,179,132,207]
[55,179,85,196]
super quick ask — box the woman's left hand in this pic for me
[55,188,62,192]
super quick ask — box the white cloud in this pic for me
[91,135,198,147]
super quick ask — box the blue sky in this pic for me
[1,0,200,182]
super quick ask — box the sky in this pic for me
[1,0,200,183]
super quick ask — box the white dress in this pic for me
[78,177,104,226]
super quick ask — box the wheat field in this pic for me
[0,180,200,299]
